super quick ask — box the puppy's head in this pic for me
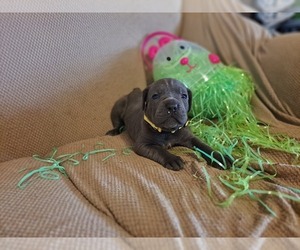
[143,78,192,133]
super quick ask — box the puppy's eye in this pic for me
[180,45,185,50]
[166,57,171,61]
[181,94,188,99]
[152,94,160,100]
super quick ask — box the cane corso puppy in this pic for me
[106,78,232,170]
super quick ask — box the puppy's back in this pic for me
[123,88,144,141]
[107,88,144,139]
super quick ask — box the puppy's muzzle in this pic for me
[163,98,181,114]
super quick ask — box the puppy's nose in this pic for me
[167,104,179,113]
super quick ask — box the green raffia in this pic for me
[82,149,116,161]
[179,60,300,215]
[82,142,117,161]
[200,166,213,197]
[17,142,132,189]
[186,67,300,167]
[151,38,300,214]
[122,146,133,156]
[194,147,300,216]
[17,148,80,189]
[153,39,300,164]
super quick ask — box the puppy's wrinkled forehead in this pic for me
[150,78,187,95]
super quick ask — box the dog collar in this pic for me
[143,114,189,134]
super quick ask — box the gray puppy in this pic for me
[106,78,232,170]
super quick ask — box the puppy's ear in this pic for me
[142,86,150,110]
[187,88,193,112]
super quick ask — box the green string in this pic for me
[17,148,79,189]
[82,149,116,161]
[17,143,133,189]
[18,140,300,216]
[122,146,133,155]
[194,147,300,216]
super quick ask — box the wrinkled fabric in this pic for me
[1,134,299,237]
[1,12,300,238]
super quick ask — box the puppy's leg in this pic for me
[180,134,232,169]
[134,144,184,171]
[106,96,127,136]
[192,138,232,169]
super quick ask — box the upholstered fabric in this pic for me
[2,238,299,249]
[0,13,181,162]
[1,0,182,12]
[1,134,300,237]
[0,152,130,237]
[1,10,300,239]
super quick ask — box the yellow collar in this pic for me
[143,114,189,134]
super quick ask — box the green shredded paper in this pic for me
[17,143,132,189]
[151,38,300,215]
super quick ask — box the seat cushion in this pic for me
[1,133,300,237]
[0,13,181,162]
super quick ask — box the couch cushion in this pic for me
[0,154,131,237]
[1,133,299,237]
[0,13,181,162]
[257,33,300,121]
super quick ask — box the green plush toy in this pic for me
[141,31,300,171]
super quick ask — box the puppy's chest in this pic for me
[163,142,173,150]
[159,134,178,149]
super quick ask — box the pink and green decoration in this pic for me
[141,31,300,168]
[141,31,300,214]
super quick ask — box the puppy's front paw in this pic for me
[210,152,232,169]
[164,155,184,171]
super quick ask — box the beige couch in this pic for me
[1,6,300,240]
